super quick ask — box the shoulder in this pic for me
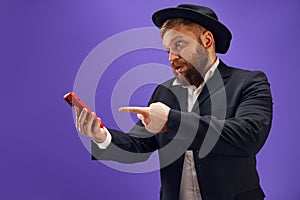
[151,78,176,93]
[220,61,269,84]
[147,78,178,104]
[161,78,177,87]
[220,62,272,100]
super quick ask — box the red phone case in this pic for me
[64,92,105,128]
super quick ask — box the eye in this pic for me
[164,41,185,54]
[175,41,184,50]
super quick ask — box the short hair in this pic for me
[160,18,207,40]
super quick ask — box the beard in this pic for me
[172,46,209,87]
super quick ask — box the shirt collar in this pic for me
[172,57,220,90]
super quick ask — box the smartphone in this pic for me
[63,92,105,128]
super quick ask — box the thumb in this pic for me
[137,113,144,121]
[137,113,151,126]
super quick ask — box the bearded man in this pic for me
[74,4,273,200]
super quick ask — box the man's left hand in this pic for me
[119,102,170,133]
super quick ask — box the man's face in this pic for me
[162,25,209,87]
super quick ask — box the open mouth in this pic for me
[175,66,183,73]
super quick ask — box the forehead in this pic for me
[162,25,198,47]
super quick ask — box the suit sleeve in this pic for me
[91,89,160,163]
[167,71,273,157]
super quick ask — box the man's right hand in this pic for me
[74,107,107,143]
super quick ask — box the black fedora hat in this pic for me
[152,4,232,54]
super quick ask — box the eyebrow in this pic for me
[163,35,185,48]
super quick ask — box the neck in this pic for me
[202,54,217,76]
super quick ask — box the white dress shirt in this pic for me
[173,58,219,200]
[94,58,220,200]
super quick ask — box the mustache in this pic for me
[171,60,193,68]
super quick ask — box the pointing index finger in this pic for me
[119,106,149,115]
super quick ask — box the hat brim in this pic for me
[152,7,232,54]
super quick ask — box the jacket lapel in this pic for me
[193,61,232,111]
[171,85,188,112]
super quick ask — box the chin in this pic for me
[175,73,191,86]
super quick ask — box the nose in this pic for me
[169,51,180,63]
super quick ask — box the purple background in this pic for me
[1,0,300,199]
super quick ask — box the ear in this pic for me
[200,31,214,50]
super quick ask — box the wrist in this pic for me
[93,136,106,143]
[92,129,112,149]
[93,128,108,143]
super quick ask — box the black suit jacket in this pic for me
[92,61,273,200]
